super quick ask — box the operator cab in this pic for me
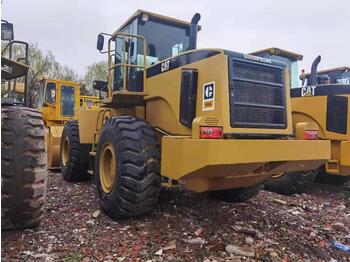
[250,47,303,88]
[95,10,201,102]
[36,79,78,118]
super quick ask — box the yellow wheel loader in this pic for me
[1,20,47,230]
[251,47,350,193]
[35,79,99,168]
[3,76,99,168]
[60,11,330,219]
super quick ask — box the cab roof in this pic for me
[250,47,303,61]
[41,78,80,86]
[116,10,201,32]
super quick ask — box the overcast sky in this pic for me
[2,0,349,76]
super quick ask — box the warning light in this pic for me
[199,126,223,139]
[304,130,318,140]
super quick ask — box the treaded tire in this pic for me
[95,116,161,219]
[209,184,263,203]
[60,120,90,181]
[1,107,47,230]
[315,166,350,185]
[265,170,317,195]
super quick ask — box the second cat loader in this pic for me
[251,47,350,193]
[60,10,330,219]
[35,79,99,168]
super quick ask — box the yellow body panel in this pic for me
[291,95,350,176]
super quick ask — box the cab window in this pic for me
[45,82,56,104]
[269,55,299,88]
[61,85,75,116]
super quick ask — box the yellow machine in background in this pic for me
[251,47,350,192]
[37,79,99,168]
[60,10,330,219]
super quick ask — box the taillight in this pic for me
[199,126,223,139]
[304,130,318,140]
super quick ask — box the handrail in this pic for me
[106,32,147,98]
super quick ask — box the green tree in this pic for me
[2,41,81,106]
[82,61,108,95]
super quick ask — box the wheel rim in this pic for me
[62,136,70,166]
[99,142,116,193]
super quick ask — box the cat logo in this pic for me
[161,60,170,72]
[203,82,215,111]
[301,86,316,97]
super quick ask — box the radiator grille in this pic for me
[326,95,348,134]
[229,58,286,129]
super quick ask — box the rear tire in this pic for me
[209,184,263,203]
[60,120,90,181]
[95,116,161,219]
[264,170,317,195]
[1,107,47,230]
[315,166,350,185]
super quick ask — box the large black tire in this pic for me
[95,116,161,219]
[265,170,317,195]
[315,166,350,185]
[1,107,47,230]
[60,120,90,181]
[209,184,263,203]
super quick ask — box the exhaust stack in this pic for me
[310,55,321,86]
[188,13,201,51]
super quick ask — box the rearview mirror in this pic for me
[1,20,14,41]
[97,34,104,51]
[93,80,107,91]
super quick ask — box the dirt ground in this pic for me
[2,172,350,262]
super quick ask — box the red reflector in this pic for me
[200,126,223,139]
[304,130,318,140]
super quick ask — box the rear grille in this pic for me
[229,58,286,129]
[326,95,348,134]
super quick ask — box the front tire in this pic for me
[60,120,90,181]
[95,116,161,219]
[1,107,47,230]
[209,185,263,203]
[264,170,317,195]
[315,166,350,185]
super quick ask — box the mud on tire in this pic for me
[1,107,47,230]
[265,170,317,195]
[95,116,161,219]
[60,120,90,181]
[209,184,263,203]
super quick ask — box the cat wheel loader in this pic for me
[34,79,99,168]
[1,20,47,230]
[251,47,350,193]
[60,11,330,219]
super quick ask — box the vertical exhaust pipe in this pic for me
[310,55,321,86]
[188,13,201,50]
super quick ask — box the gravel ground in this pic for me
[2,171,350,262]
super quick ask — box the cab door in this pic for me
[60,84,75,117]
